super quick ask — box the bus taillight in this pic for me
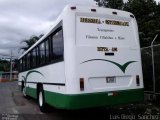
[80,78,84,91]
[136,75,140,86]
[113,92,118,96]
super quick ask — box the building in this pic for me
[0,71,18,82]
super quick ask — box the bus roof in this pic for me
[18,5,134,60]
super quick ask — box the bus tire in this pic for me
[38,86,47,112]
[22,81,27,98]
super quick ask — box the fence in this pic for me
[141,44,160,94]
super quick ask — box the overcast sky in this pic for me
[0,0,94,58]
[0,0,160,58]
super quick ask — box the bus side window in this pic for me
[26,52,31,70]
[36,47,39,66]
[45,39,49,63]
[22,56,26,71]
[32,48,37,68]
[30,52,32,69]
[52,29,64,61]
[40,42,45,65]
[19,59,23,72]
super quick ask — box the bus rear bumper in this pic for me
[44,88,144,110]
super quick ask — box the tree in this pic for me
[19,34,43,53]
[0,59,10,71]
[123,0,160,47]
[95,0,160,47]
[94,0,124,9]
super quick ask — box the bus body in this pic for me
[18,5,144,111]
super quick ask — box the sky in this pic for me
[0,0,94,58]
[0,0,160,58]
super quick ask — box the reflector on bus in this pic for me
[80,78,84,91]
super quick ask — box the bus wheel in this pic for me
[22,82,27,98]
[38,87,47,112]
[22,86,27,97]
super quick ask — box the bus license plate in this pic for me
[106,77,116,83]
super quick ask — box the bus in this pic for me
[18,5,144,112]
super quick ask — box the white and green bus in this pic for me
[18,5,144,112]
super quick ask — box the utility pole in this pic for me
[10,50,13,81]
[151,34,158,95]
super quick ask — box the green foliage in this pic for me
[0,60,10,71]
[19,34,43,53]
[95,0,160,47]
[123,0,160,47]
[0,59,18,71]
[94,0,124,9]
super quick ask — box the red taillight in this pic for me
[70,6,76,10]
[136,75,140,86]
[113,92,118,96]
[80,78,84,91]
[91,9,96,12]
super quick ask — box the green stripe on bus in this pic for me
[44,88,144,109]
[25,87,143,109]
[26,87,37,99]
[22,70,44,84]
[81,59,137,73]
